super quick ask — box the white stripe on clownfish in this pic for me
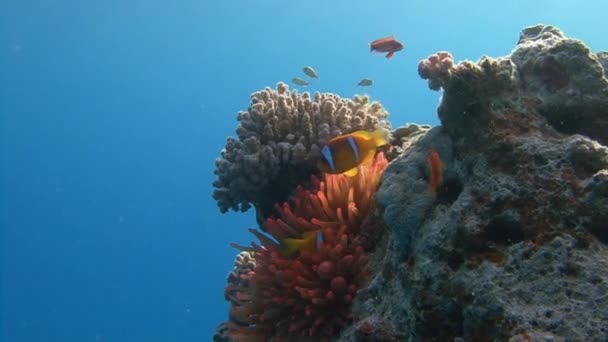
[347,136,360,163]
[321,145,336,172]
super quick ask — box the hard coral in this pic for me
[212,82,392,215]
[418,51,454,91]
[419,24,608,146]
[225,153,388,341]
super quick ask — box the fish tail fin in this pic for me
[371,129,389,147]
[281,231,318,254]
[230,242,254,252]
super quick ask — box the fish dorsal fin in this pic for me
[351,129,388,147]
[350,130,372,140]
[343,167,358,177]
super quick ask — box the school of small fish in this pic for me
[290,35,405,88]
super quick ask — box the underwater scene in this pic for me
[2,1,608,342]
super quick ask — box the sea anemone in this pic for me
[226,153,389,340]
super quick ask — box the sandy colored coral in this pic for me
[418,51,455,91]
[222,153,388,341]
[213,82,392,214]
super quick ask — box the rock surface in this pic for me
[339,24,608,342]
[215,25,608,342]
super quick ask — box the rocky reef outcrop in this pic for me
[215,24,608,341]
[340,24,608,341]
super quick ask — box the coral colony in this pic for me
[213,25,608,341]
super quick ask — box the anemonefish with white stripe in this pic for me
[318,129,389,177]
[280,230,324,255]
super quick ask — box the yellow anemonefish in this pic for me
[318,129,388,177]
[427,148,444,193]
[280,230,323,255]
[230,230,323,255]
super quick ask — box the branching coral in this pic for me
[212,82,392,215]
[223,153,389,341]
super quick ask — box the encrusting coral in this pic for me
[212,82,392,215]
[221,153,388,341]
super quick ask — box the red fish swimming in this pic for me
[370,35,404,59]
[427,149,443,193]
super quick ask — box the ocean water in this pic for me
[1,1,606,341]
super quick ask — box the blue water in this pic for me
[1,1,606,341]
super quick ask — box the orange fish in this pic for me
[318,129,388,177]
[427,149,443,193]
[370,35,404,59]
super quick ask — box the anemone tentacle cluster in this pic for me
[223,153,388,341]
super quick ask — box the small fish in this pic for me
[427,149,444,193]
[230,228,323,255]
[292,77,309,86]
[281,230,323,255]
[370,35,404,59]
[357,78,373,87]
[318,129,388,177]
[303,66,319,79]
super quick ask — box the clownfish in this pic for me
[427,148,444,193]
[318,129,388,177]
[280,230,323,255]
[230,230,324,255]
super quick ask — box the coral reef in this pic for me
[212,83,392,215]
[215,24,608,342]
[220,153,388,341]
[418,25,608,147]
[337,24,608,341]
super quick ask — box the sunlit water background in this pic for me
[1,1,607,340]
